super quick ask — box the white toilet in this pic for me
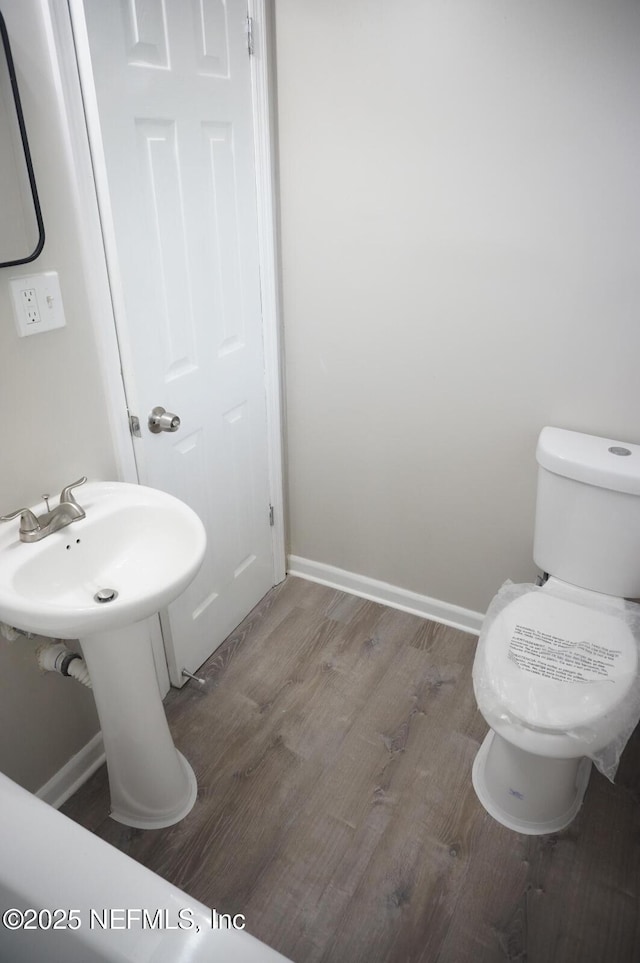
[472,427,640,835]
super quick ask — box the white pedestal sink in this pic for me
[0,481,206,829]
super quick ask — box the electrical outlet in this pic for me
[21,288,41,326]
[9,272,66,337]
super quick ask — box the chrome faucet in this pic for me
[0,477,87,543]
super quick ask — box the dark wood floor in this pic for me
[62,576,640,963]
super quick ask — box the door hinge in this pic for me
[269,504,274,527]
[246,15,254,56]
[128,411,141,437]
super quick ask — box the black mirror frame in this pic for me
[0,9,44,268]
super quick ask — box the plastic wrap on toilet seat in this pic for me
[473,580,640,782]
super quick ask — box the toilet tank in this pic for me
[533,427,640,597]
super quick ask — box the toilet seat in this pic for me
[478,586,638,731]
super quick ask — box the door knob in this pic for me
[148,406,181,433]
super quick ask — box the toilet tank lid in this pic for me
[537,427,640,495]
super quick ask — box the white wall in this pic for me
[0,0,118,792]
[275,0,640,614]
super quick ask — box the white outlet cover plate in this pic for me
[9,271,66,337]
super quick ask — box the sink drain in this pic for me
[94,588,118,604]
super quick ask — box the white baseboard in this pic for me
[287,555,484,636]
[36,731,105,810]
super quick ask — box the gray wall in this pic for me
[275,0,640,613]
[0,0,117,792]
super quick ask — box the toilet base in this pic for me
[472,730,592,835]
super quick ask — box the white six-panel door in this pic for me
[78,0,278,684]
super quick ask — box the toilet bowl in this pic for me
[471,427,640,834]
[472,578,640,833]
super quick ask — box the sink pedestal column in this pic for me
[80,622,197,829]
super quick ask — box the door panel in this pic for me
[81,0,275,684]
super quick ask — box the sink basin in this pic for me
[0,481,206,638]
[0,480,207,829]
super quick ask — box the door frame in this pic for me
[52,0,286,682]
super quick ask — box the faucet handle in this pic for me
[0,508,40,534]
[59,476,88,505]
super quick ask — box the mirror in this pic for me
[0,10,44,267]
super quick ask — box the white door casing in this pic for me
[70,0,285,685]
